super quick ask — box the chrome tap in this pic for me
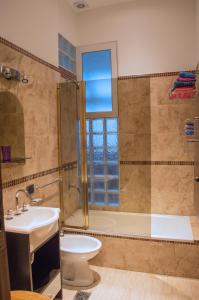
[15,189,32,215]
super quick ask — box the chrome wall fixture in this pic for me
[0,64,29,83]
[0,64,20,81]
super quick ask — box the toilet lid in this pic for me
[60,234,102,254]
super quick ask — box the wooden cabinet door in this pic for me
[0,167,11,300]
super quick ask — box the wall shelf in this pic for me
[0,157,31,166]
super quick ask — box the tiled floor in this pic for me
[63,265,199,300]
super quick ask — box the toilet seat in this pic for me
[60,234,101,254]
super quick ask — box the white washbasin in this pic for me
[5,206,60,234]
[5,206,60,251]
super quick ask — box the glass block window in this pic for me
[82,50,113,113]
[58,33,76,74]
[86,118,119,206]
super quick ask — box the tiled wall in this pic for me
[0,36,196,218]
[119,78,151,214]
[150,76,195,215]
[89,233,199,279]
[0,41,61,211]
[118,75,196,216]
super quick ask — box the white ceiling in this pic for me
[68,0,136,12]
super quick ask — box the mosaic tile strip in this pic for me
[120,161,195,166]
[0,36,76,80]
[118,70,196,80]
[1,161,193,188]
[2,161,77,189]
[64,229,199,246]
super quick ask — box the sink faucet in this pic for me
[15,189,32,215]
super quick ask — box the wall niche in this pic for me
[0,91,26,165]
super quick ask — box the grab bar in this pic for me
[35,178,62,190]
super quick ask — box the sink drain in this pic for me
[73,291,91,300]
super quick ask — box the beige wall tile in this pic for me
[90,234,199,279]
[0,42,60,209]
[120,165,151,213]
[119,133,151,161]
[151,165,194,215]
[118,76,195,216]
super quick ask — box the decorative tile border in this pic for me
[118,70,196,80]
[1,160,193,189]
[64,228,199,246]
[120,161,194,166]
[2,161,77,189]
[0,36,76,80]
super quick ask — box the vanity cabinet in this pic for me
[0,165,11,300]
[6,230,62,300]
[0,231,11,300]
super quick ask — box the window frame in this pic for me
[77,41,118,118]
[58,33,76,74]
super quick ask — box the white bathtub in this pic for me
[65,209,194,242]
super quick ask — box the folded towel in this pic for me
[185,129,194,136]
[177,77,196,82]
[173,81,195,90]
[174,86,196,91]
[179,71,196,79]
[170,89,196,99]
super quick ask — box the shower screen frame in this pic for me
[57,81,89,230]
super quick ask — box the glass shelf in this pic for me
[0,157,31,166]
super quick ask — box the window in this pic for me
[58,34,76,74]
[77,42,119,206]
[82,50,112,113]
[77,42,118,117]
[86,118,119,206]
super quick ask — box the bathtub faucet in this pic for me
[68,184,80,194]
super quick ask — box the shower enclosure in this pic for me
[58,78,151,238]
[58,70,199,243]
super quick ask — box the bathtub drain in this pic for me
[73,291,91,300]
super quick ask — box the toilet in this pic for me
[60,234,102,287]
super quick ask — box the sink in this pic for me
[5,206,60,234]
[5,206,60,251]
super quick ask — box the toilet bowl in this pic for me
[60,234,102,287]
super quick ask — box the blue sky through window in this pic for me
[82,50,113,113]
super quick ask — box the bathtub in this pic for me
[65,209,194,242]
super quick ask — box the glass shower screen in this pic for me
[58,81,88,229]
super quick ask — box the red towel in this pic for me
[174,86,196,91]
[170,88,196,99]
